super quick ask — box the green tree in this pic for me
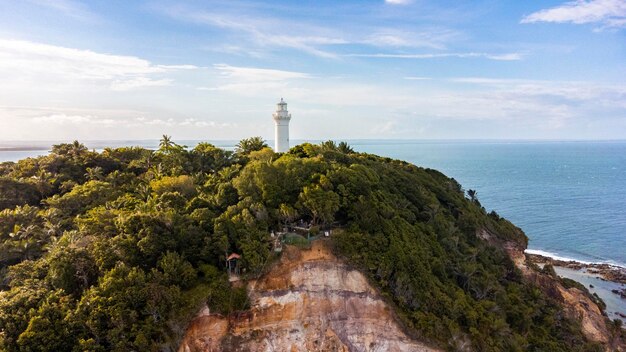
[235,137,267,155]
[0,178,40,210]
[46,247,98,296]
[51,141,88,161]
[191,142,232,174]
[155,252,196,288]
[7,224,49,261]
[298,185,340,225]
[337,141,354,154]
[320,140,337,150]
[158,135,174,153]
[85,166,104,181]
[0,140,612,352]
[149,175,196,198]
[467,189,478,202]
[279,203,299,226]
[16,291,77,351]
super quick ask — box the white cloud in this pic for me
[265,35,346,58]
[0,38,197,89]
[449,77,626,101]
[346,52,523,60]
[487,53,523,61]
[0,39,163,79]
[31,114,116,125]
[17,111,237,133]
[385,0,412,5]
[362,28,460,49]
[2,70,624,140]
[372,120,399,134]
[180,118,236,128]
[110,77,173,91]
[214,64,310,81]
[159,5,463,58]
[204,64,625,126]
[204,64,310,94]
[162,7,464,59]
[365,34,411,47]
[165,9,345,58]
[521,0,626,29]
[450,77,532,85]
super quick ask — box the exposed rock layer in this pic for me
[180,232,624,352]
[179,241,438,352]
[527,253,626,284]
[478,228,625,351]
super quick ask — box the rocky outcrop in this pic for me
[527,253,626,284]
[478,228,624,350]
[524,270,610,342]
[179,241,438,352]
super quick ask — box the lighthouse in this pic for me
[272,98,291,152]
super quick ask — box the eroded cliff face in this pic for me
[179,241,438,352]
[478,228,624,351]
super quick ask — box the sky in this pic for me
[0,0,624,141]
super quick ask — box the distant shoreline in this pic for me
[525,249,626,270]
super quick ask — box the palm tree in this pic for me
[235,137,267,155]
[136,183,151,202]
[143,150,154,169]
[321,140,337,150]
[9,224,47,260]
[85,167,104,181]
[337,141,354,154]
[150,163,164,179]
[44,218,62,241]
[467,189,478,202]
[106,170,126,187]
[159,135,173,152]
[69,140,88,160]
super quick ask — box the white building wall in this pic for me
[275,120,290,152]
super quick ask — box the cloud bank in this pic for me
[522,0,626,29]
[0,38,197,90]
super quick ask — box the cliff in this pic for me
[179,240,438,352]
[478,228,625,351]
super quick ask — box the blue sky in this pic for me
[0,0,624,141]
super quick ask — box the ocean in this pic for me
[1,140,625,267]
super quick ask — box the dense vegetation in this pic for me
[0,137,604,351]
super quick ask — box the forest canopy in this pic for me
[0,137,604,351]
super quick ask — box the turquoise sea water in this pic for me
[1,140,625,267]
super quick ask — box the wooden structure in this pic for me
[227,253,241,276]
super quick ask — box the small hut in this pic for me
[274,236,283,252]
[226,253,241,276]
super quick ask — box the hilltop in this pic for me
[0,137,623,351]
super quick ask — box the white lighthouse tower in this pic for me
[272,98,291,152]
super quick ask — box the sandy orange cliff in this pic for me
[178,240,439,352]
[180,232,624,352]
